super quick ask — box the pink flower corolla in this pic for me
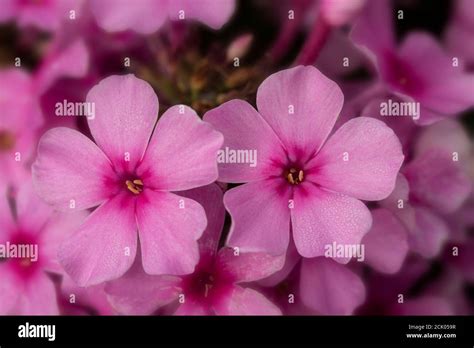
[364,259,456,315]
[204,65,404,260]
[105,184,284,315]
[33,74,223,286]
[0,0,83,32]
[351,0,474,125]
[90,0,235,34]
[59,274,116,315]
[259,244,366,315]
[361,207,409,274]
[0,69,43,187]
[444,0,474,69]
[0,182,86,314]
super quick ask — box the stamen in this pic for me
[126,179,144,194]
[204,275,214,298]
[286,168,304,185]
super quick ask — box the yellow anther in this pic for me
[126,179,144,194]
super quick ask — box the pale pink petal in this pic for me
[415,119,471,162]
[351,0,395,57]
[362,208,409,274]
[178,184,225,257]
[35,39,90,94]
[86,74,159,171]
[258,241,301,287]
[0,265,19,314]
[15,181,53,233]
[404,150,471,214]
[218,248,285,283]
[215,286,281,315]
[138,105,223,191]
[291,184,372,260]
[203,99,286,183]
[225,179,291,255]
[105,258,181,315]
[61,275,115,315]
[256,66,344,160]
[311,117,404,201]
[0,0,15,22]
[0,186,15,242]
[136,190,206,275]
[91,0,168,34]
[33,127,115,211]
[399,32,474,119]
[168,0,235,29]
[320,0,366,26]
[58,194,138,286]
[15,274,59,315]
[300,257,365,315]
[409,207,449,259]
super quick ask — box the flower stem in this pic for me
[294,17,331,65]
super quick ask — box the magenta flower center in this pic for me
[7,232,41,280]
[384,52,425,95]
[0,130,15,151]
[125,179,144,195]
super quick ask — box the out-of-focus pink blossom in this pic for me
[33,74,223,286]
[352,0,474,125]
[0,69,43,187]
[90,0,235,34]
[320,0,366,27]
[0,0,84,32]
[204,65,404,260]
[0,182,86,314]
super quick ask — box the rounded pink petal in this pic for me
[320,0,366,26]
[178,184,225,257]
[168,0,235,29]
[218,248,285,283]
[256,66,344,160]
[409,207,449,259]
[40,210,88,274]
[0,265,19,314]
[399,32,474,120]
[138,105,223,191]
[300,257,365,315]
[404,150,471,214]
[350,0,395,57]
[86,74,159,171]
[311,117,404,201]
[58,194,138,286]
[15,181,53,233]
[214,286,281,315]
[258,240,301,287]
[225,179,291,255]
[203,99,286,183]
[136,190,206,275]
[35,39,90,94]
[91,0,168,34]
[105,258,181,315]
[415,119,471,163]
[175,300,211,315]
[362,208,409,274]
[291,185,372,260]
[14,273,59,315]
[33,127,115,211]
